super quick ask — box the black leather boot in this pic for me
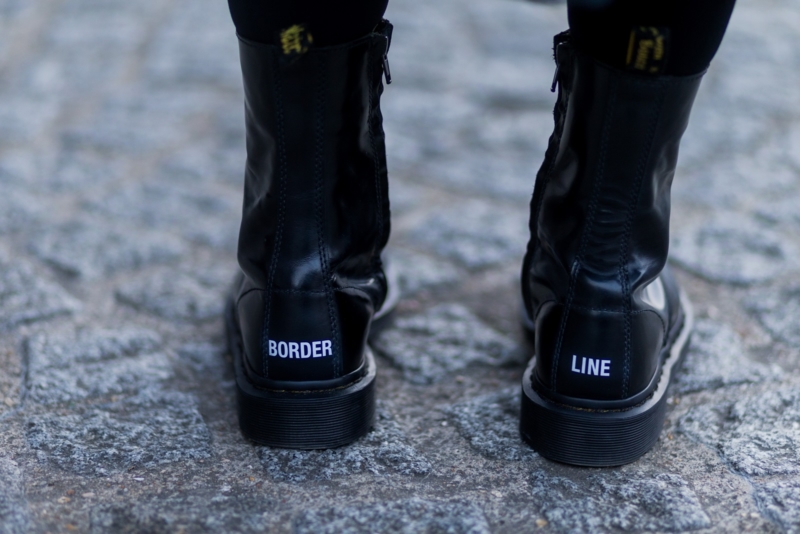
[520,31,702,466]
[226,21,396,449]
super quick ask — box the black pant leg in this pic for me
[567,0,736,75]
[227,0,389,46]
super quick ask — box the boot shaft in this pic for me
[524,32,703,401]
[238,24,392,289]
[235,23,392,383]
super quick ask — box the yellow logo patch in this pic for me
[626,26,669,75]
[280,24,314,57]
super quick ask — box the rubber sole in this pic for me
[520,291,694,466]
[226,301,376,449]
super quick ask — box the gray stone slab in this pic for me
[0,94,59,143]
[788,122,800,171]
[0,149,43,189]
[680,385,800,476]
[258,402,430,482]
[0,456,30,534]
[0,188,41,235]
[392,249,462,296]
[755,479,800,533]
[0,252,80,330]
[61,91,198,153]
[0,0,798,529]
[83,182,239,250]
[30,218,187,279]
[670,214,795,285]
[409,200,528,271]
[530,471,711,533]
[446,387,536,462]
[672,318,782,394]
[143,0,239,88]
[710,4,800,115]
[115,265,230,322]
[38,149,127,193]
[293,498,490,534]
[25,327,172,405]
[89,494,277,534]
[408,109,552,202]
[745,285,800,348]
[417,151,540,203]
[755,192,800,232]
[676,1,800,169]
[674,144,800,212]
[26,390,211,477]
[372,304,517,385]
[176,342,228,376]
[385,179,430,217]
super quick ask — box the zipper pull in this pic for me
[550,41,565,93]
[550,62,559,93]
[383,36,392,84]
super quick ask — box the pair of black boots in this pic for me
[226,21,703,467]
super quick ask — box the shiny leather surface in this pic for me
[236,22,392,382]
[522,32,703,403]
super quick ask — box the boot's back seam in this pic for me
[618,78,668,398]
[313,51,342,378]
[261,51,291,379]
[551,78,619,393]
[367,40,383,273]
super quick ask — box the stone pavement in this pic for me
[0,0,799,531]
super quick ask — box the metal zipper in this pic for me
[550,41,565,93]
[383,35,392,85]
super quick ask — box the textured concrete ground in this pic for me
[0,0,799,532]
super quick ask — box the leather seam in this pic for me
[570,304,659,314]
[617,78,668,398]
[367,39,383,273]
[313,52,342,378]
[272,288,326,295]
[268,286,374,300]
[546,302,668,317]
[527,46,570,323]
[552,74,618,392]
[261,51,290,379]
[246,287,378,296]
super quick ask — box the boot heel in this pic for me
[235,351,376,450]
[520,292,693,466]
[226,301,376,449]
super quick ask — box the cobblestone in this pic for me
[446,387,535,462]
[410,200,528,271]
[293,499,490,534]
[115,265,229,321]
[0,456,30,534]
[0,251,80,330]
[0,188,40,235]
[84,182,240,250]
[679,385,800,476]
[89,494,276,534]
[391,249,462,297]
[670,214,796,285]
[30,218,188,279]
[26,390,212,477]
[25,327,171,405]
[373,304,518,384]
[755,479,800,532]
[0,0,798,531]
[745,284,800,347]
[530,471,711,533]
[258,402,431,482]
[673,318,782,394]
